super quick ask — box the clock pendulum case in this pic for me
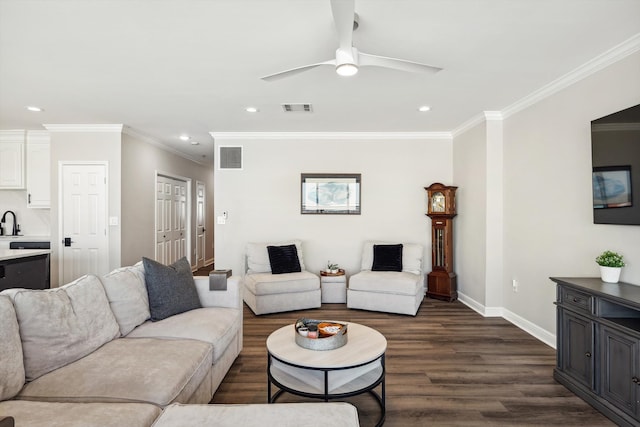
[424,183,458,301]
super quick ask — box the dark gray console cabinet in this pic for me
[552,277,640,427]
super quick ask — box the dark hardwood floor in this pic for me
[212,299,614,427]
[193,264,214,276]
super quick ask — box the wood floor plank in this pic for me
[211,299,614,426]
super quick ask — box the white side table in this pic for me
[320,269,347,303]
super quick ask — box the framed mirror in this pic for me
[301,173,361,214]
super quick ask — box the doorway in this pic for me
[58,162,109,284]
[155,173,191,266]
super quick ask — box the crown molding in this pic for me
[484,111,503,121]
[43,124,123,132]
[451,33,640,138]
[0,130,26,142]
[451,113,485,138]
[26,130,50,143]
[210,131,452,141]
[122,127,208,166]
[501,32,640,120]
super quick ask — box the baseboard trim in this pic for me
[457,292,503,317]
[457,292,556,349]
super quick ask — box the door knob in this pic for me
[62,237,73,247]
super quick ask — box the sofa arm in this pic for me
[194,275,242,309]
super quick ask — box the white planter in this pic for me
[600,266,622,283]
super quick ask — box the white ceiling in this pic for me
[1,0,639,164]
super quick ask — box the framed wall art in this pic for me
[301,173,361,214]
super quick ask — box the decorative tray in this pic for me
[294,318,348,351]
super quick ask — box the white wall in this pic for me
[502,51,640,337]
[454,50,640,344]
[453,123,487,305]
[214,137,453,278]
[49,129,122,287]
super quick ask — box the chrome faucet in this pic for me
[1,211,19,236]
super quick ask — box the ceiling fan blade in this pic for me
[359,52,443,75]
[261,59,336,82]
[330,0,355,52]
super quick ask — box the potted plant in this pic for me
[327,261,339,274]
[595,250,626,283]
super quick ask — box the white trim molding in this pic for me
[502,309,556,349]
[452,33,640,137]
[43,124,123,132]
[0,130,26,142]
[502,32,640,120]
[210,131,453,141]
[457,292,556,349]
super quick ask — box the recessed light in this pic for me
[26,106,43,112]
[245,107,259,113]
[418,105,431,112]
[190,141,200,145]
[179,135,190,141]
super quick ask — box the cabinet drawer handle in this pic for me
[633,377,639,384]
[573,297,580,303]
[585,352,591,358]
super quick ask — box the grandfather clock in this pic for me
[425,183,458,302]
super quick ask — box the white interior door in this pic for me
[60,163,109,284]
[156,174,187,265]
[195,181,206,269]
[156,176,173,265]
[173,180,187,261]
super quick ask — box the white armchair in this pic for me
[347,241,425,316]
[243,240,321,315]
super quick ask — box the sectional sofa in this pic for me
[0,261,360,427]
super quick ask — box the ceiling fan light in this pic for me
[336,63,358,77]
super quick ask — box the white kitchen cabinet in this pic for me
[26,131,51,208]
[0,131,25,189]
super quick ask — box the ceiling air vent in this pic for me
[282,103,313,113]
[218,146,242,170]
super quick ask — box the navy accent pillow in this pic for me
[142,256,202,321]
[372,244,403,272]
[267,244,302,274]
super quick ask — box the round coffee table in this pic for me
[266,322,387,426]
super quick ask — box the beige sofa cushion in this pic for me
[101,266,150,336]
[152,402,361,427]
[349,270,422,295]
[360,241,423,274]
[246,240,306,274]
[244,271,319,296]
[18,337,212,407]
[0,400,161,427]
[5,275,120,381]
[0,295,25,401]
[127,307,240,362]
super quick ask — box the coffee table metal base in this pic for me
[267,353,386,427]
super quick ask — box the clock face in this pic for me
[432,192,446,212]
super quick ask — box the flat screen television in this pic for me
[591,103,640,225]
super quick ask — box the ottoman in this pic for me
[152,402,360,427]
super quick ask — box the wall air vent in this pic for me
[282,103,313,113]
[218,146,243,170]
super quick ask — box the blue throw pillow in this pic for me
[267,244,302,274]
[372,244,403,272]
[142,257,202,321]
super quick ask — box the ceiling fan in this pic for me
[261,0,442,82]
